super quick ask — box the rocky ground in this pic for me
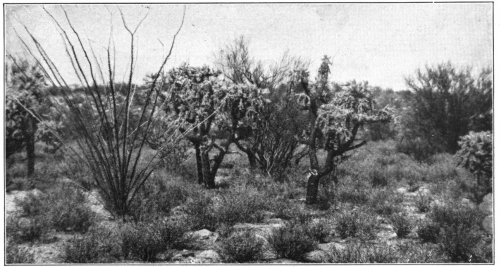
[5,183,492,264]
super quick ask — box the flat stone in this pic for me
[192,229,215,240]
[461,198,475,208]
[268,258,301,263]
[318,242,346,252]
[376,230,397,240]
[304,250,331,263]
[396,187,407,194]
[195,250,222,263]
[233,222,284,239]
[379,223,394,231]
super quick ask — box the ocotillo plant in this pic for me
[12,6,185,219]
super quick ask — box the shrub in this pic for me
[213,187,270,226]
[337,189,369,205]
[305,219,332,243]
[48,187,95,232]
[219,230,264,262]
[6,241,35,264]
[417,222,441,243]
[328,243,397,263]
[184,194,218,231]
[390,213,412,238]
[14,186,95,233]
[370,168,388,187]
[369,189,403,216]
[335,210,377,240]
[427,202,490,262]
[415,192,432,213]
[438,225,484,262]
[129,176,191,221]
[64,225,122,263]
[268,222,317,261]
[6,215,51,243]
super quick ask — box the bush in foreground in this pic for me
[268,222,317,261]
[219,230,264,263]
[64,226,122,263]
[6,241,35,264]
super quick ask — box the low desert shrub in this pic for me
[6,241,35,264]
[427,202,490,262]
[415,192,432,213]
[184,194,218,231]
[214,187,270,226]
[369,189,403,216]
[328,243,397,263]
[335,209,377,240]
[305,219,332,243]
[6,215,51,243]
[219,230,264,263]
[417,222,441,243]
[268,222,317,261]
[15,186,95,233]
[121,219,190,262]
[129,176,191,221]
[370,168,389,187]
[64,225,122,263]
[390,213,412,238]
[337,189,369,205]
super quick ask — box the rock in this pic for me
[418,187,431,196]
[318,242,346,252]
[268,258,301,263]
[379,223,394,231]
[482,215,492,235]
[262,218,284,225]
[479,193,492,215]
[396,187,407,194]
[304,250,331,263]
[461,198,475,209]
[171,254,184,261]
[261,211,276,220]
[233,222,284,239]
[195,250,222,263]
[376,230,397,240]
[185,229,219,250]
[192,229,215,240]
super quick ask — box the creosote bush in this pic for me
[390,212,412,238]
[6,215,51,243]
[268,222,317,261]
[64,225,122,263]
[219,230,265,263]
[335,209,377,240]
[6,241,35,264]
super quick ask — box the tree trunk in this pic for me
[201,149,215,189]
[26,116,36,178]
[194,144,204,184]
[305,173,321,205]
[246,151,257,169]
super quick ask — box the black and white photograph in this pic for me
[3,2,493,264]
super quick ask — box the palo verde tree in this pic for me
[13,6,186,220]
[404,62,492,155]
[215,36,309,175]
[293,57,393,205]
[160,64,267,188]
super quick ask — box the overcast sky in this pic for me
[5,3,493,90]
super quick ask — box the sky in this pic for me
[5,3,493,90]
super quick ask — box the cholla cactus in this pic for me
[456,131,492,189]
[292,60,393,205]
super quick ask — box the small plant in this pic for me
[390,213,412,238]
[335,210,376,240]
[370,168,389,187]
[64,226,122,263]
[268,222,317,261]
[6,241,35,264]
[415,192,432,213]
[219,230,264,263]
[369,189,403,216]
